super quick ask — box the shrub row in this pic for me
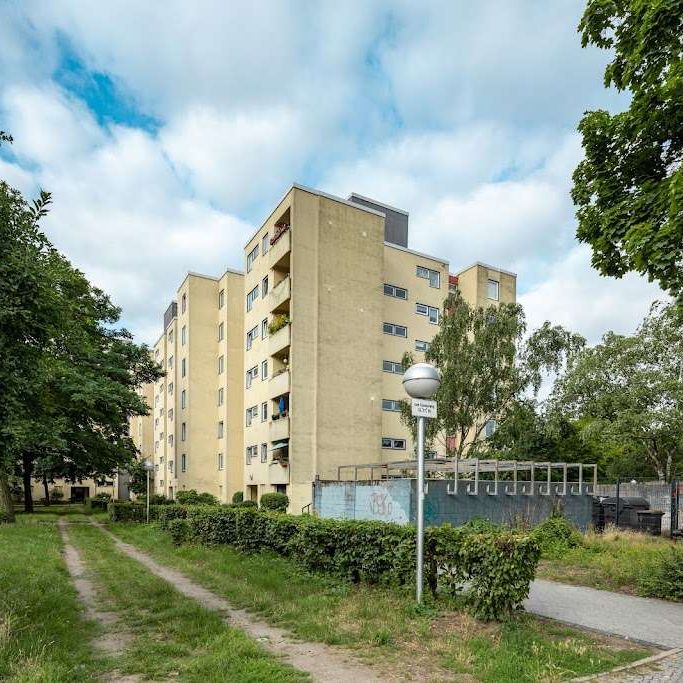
[164,506,539,620]
[108,501,163,522]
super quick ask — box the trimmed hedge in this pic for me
[260,492,289,512]
[163,506,539,620]
[108,501,163,522]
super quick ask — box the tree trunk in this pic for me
[42,474,50,506]
[22,453,33,513]
[0,473,15,523]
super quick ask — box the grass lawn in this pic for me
[111,522,651,682]
[537,527,679,597]
[68,523,307,682]
[0,517,107,682]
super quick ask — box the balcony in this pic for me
[269,275,290,313]
[269,226,291,269]
[270,415,290,441]
[268,461,290,485]
[269,369,290,398]
[269,323,290,359]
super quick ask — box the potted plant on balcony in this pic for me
[268,314,290,336]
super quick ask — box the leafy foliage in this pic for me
[530,516,583,559]
[259,492,289,512]
[401,292,584,456]
[231,491,244,504]
[551,301,683,480]
[573,0,683,299]
[637,546,683,601]
[175,489,219,506]
[142,505,540,620]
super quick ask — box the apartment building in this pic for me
[139,184,515,511]
[150,270,244,503]
[241,185,516,512]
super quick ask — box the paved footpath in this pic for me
[526,580,683,649]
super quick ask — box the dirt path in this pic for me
[91,521,391,682]
[57,520,139,683]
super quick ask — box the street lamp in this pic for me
[143,461,155,523]
[402,362,441,603]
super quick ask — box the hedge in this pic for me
[108,501,163,522]
[159,505,540,620]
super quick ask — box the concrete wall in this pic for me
[315,478,594,530]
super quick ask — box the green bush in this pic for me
[108,501,162,522]
[637,546,683,600]
[50,490,65,502]
[232,491,244,504]
[88,492,112,511]
[260,492,289,512]
[237,500,257,508]
[169,506,539,620]
[530,515,583,559]
[168,518,191,545]
[175,489,219,506]
[158,504,190,530]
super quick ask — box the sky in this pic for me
[0,1,665,346]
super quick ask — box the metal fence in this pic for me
[593,479,681,534]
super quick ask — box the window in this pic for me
[217,453,224,470]
[181,325,187,345]
[181,454,186,472]
[181,390,186,409]
[487,279,499,301]
[261,359,268,379]
[181,292,187,313]
[181,358,186,377]
[261,318,268,339]
[245,405,258,427]
[261,275,269,297]
[382,437,406,450]
[383,322,407,337]
[181,423,186,441]
[246,444,257,464]
[261,401,267,422]
[168,382,174,395]
[218,355,224,374]
[384,283,408,299]
[217,387,224,406]
[168,330,174,343]
[262,233,269,255]
[168,355,174,369]
[382,399,402,412]
[155,349,160,360]
[168,408,173,420]
[218,322,224,341]
[168,434,174,446]
[416,303,439,324]
[261,443,268,463]
[217,421,224,438]
[416,266,440,288]
[416,340,431,352]
[383,360,403,374]
[169,459,173,472]
[246,365,258,388]
[218,289,225,308]
[246,285,259,311]
[246,325,258,350]
[247,245,258,272]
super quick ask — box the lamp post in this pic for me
[402,362,441,603]
[143,461,155,523]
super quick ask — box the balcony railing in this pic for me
[269,227,291,268]
[269,275,290,313]
[269,368,290,398]
[269,323,290,358]
[268,461,290,485]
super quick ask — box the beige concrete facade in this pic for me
[141,184,515,511]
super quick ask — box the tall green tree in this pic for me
[400,292,585,458]
[573,0,683,300]
[551,301,683,481]
[0,133,162,520]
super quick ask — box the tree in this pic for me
[572,0,683,300]
[0,134,162,520]
[551,301,683,481]
[400,292,585,458]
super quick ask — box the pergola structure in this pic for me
[336,458,598,496]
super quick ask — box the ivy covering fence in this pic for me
[109,501,540,619]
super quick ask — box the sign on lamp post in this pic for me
[402,363,441,603]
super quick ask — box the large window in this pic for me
[246,245,258,272]
[246,445,257,465]
[246,285,259,312]
[487,279,500,301]
[415,340,431,352]
[382,399,402,412]
[382,437,406,450]
[416,303,439,324]
[383,360,403,374]
[384,283,408,300]
[416,265,440,288]
[383,322,407,337]
[245,405,258,427]
[246,365,258,388]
